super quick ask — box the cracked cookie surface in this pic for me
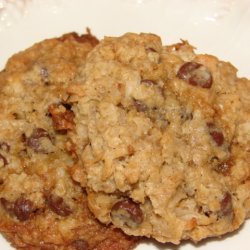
[69,33,250,244]
[0,32,138,250]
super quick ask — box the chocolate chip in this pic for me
[177,62,200,80]
[207,123,224,146]
[46,194,72,217]
[209,131,224,146]
[177,62,213,88]
[71,240,89,250]
[13,197,34,221]
[219,192,233,217]
[26,128,52,153]
[111,198,143,228]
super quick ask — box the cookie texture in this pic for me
[0,32,138,250]
[69,33,250,243]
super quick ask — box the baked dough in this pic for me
[0,32,138,250]
[69,33,250,244]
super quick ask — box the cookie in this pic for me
[69,33,250,244]
[0,32,138,249]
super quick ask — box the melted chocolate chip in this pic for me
[46,194,72,217]
[177,62,213,88]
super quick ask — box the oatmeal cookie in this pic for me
[0,32,138,249]
[69,33,250,244]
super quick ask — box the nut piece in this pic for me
[46,194,72,217]
[48,103,75,131]
[177,62,213,88]
[111,198,143,228]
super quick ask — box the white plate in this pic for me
[0,0,249,249]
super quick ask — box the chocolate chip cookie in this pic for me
[0,32,138,250]
[69,33,250,244]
